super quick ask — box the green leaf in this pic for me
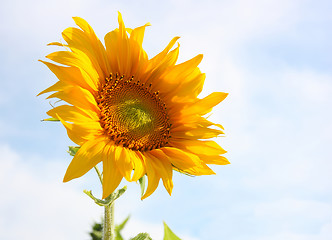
[115,216,130,240]
[116,215,130,231]
[68,146,80,156]
[89,221,103,240]
[138,175,146,198]
[130,233,152,240]
[163,222,181,240]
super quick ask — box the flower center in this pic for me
[97,74,171,151]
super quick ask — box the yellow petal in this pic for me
[104,30,120,74]
[58,114,102,145]
[104,12,150,77]
[170,139,227,156]
[128,24,150,77]
[62,26,108,78]
[113,145,134,182]
[71,17,111,73]
[168,139,229,166]
[200,117,225,130]
[117,11,127,39]
[174,54,203,74]
[130,23,151,47]
[104,31,131,76]
[181,92,228,116]
[148,152,173,195]
[47,42,65,47]
[172,126,224,140]
[102,143,123,198]
[199,155,230,165]
[118,12,131,75]
[178,163,215,176]
[129,151,145,182]
[40,60,98,93]
[46,51,100,87]
[47,105,98,123]
[63,136,108,182]
[163,54,203,86]
[47,85,99,112]
[148,37,180,70]
[158,147,214,176]
[158,147,200,169]
[144,45,180,92]
[171,73,205,100]
[151,44,179,77]
[141,154,161,200]
[126,28,133,34]
[37,81,69,96]
[72,17,93,33]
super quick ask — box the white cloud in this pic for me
[282,69,332,105]
[0,144,102,240]
[233,67,332,193]
[255,198,332,224]
[254,218,332,240]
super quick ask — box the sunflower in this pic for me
[39,12,229,199]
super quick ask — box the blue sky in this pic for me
[0,0,331,239]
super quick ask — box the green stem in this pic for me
[103,199,115,240]
[94,166,103,184]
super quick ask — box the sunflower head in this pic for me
[96,73,171,151]
[39,12,229,199]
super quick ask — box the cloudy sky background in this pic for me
[0,0,331,239]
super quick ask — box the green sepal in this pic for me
[163,222,181,240]
[41,117,60,122]
[84,186,127,207]
[115,216,130,240]
[172,165,195,177]
[129,233,152,240]
[138,175,146,198]
[68,146,80,156]
[112,186,127,202]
